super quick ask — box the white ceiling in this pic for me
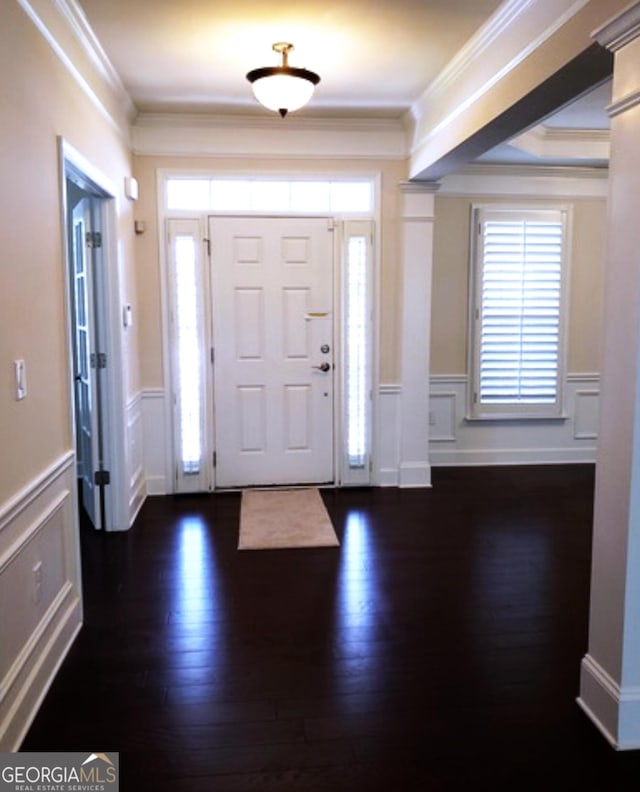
[76,0,612,166]
[76,0,504,117]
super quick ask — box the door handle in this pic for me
[312,362,331,372]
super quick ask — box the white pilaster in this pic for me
[397,182,438,487]
[578,1,640,750]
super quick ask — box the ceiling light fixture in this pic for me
[246,42,320,118]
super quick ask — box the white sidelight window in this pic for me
[342,220,373,483]
[469,206,570,419]
[167,219,209,491]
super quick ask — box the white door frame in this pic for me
[59,137,129,531]
[157,170,381,492]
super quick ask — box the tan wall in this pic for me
[0,2,136,503]
[431,194,606,375]
[132,156,407,387]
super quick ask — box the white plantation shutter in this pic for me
[471,207,569,418]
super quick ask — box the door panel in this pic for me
[72,198,101,528]
[211,216,334,488]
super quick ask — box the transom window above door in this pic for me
[165,177,373,214]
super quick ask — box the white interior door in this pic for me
[211,216,335,488]
[71,198,101,527]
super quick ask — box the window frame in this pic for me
[467,203,572,421]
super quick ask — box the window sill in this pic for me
[464,413,569,423]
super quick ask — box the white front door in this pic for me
[211,216,335,487]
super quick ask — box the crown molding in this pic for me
[437,162,609,199]
[398,180,440,194]
[16,0,135,138]
[133,112,405,133]
[132,113,407,160]
[408,0,590,141]
[414,0,535,107]
[592,1,640,51]
[509,123,610,161]
[458,162,609,179]
[53,0,134,116]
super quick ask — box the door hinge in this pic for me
[94,470,110,486]
[204,237,211,256]
[210,347,215,364]
[86,231,102,249]
[91,352,107,369]
[473,392,478,404]
[213,451,217,468]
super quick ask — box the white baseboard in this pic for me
[578,653,640,750]
[429,448,598,466]
[377,468,400,487]
[399,462,432,488]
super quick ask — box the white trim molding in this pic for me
[16,0,134,139]
[133,113,407,160]
[509,125,610,163]
[0,453,82,750]
[438,164,609,199]
[126,392,146,525]
[398,184,436,488]
[579,654,640,750]
[141,388,168,496]
[376,385,402,486]
[428,374,599,466]
[592,1,640,51]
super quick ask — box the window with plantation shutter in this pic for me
[469,206,569,419]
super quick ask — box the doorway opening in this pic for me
[60,139,127,531]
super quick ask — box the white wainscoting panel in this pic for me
[376,385,401,486]
[141,388,168,495]
[574,389,600,440]
[0,452,82,750]
[429,390,459,442]
[429,374,600,466]
[127,392,146,525]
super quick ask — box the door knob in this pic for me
[312,362,331,372]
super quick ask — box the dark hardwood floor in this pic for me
[21,466,640,790]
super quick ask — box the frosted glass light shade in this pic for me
[251,73,316,115]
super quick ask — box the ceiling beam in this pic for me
[413,43,612,181]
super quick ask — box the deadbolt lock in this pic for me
[320,344,330,354]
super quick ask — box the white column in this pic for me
[578,2,640,750]
[397,182,438,487]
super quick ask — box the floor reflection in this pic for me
[334,510,383,691]
[171,515,224,662]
